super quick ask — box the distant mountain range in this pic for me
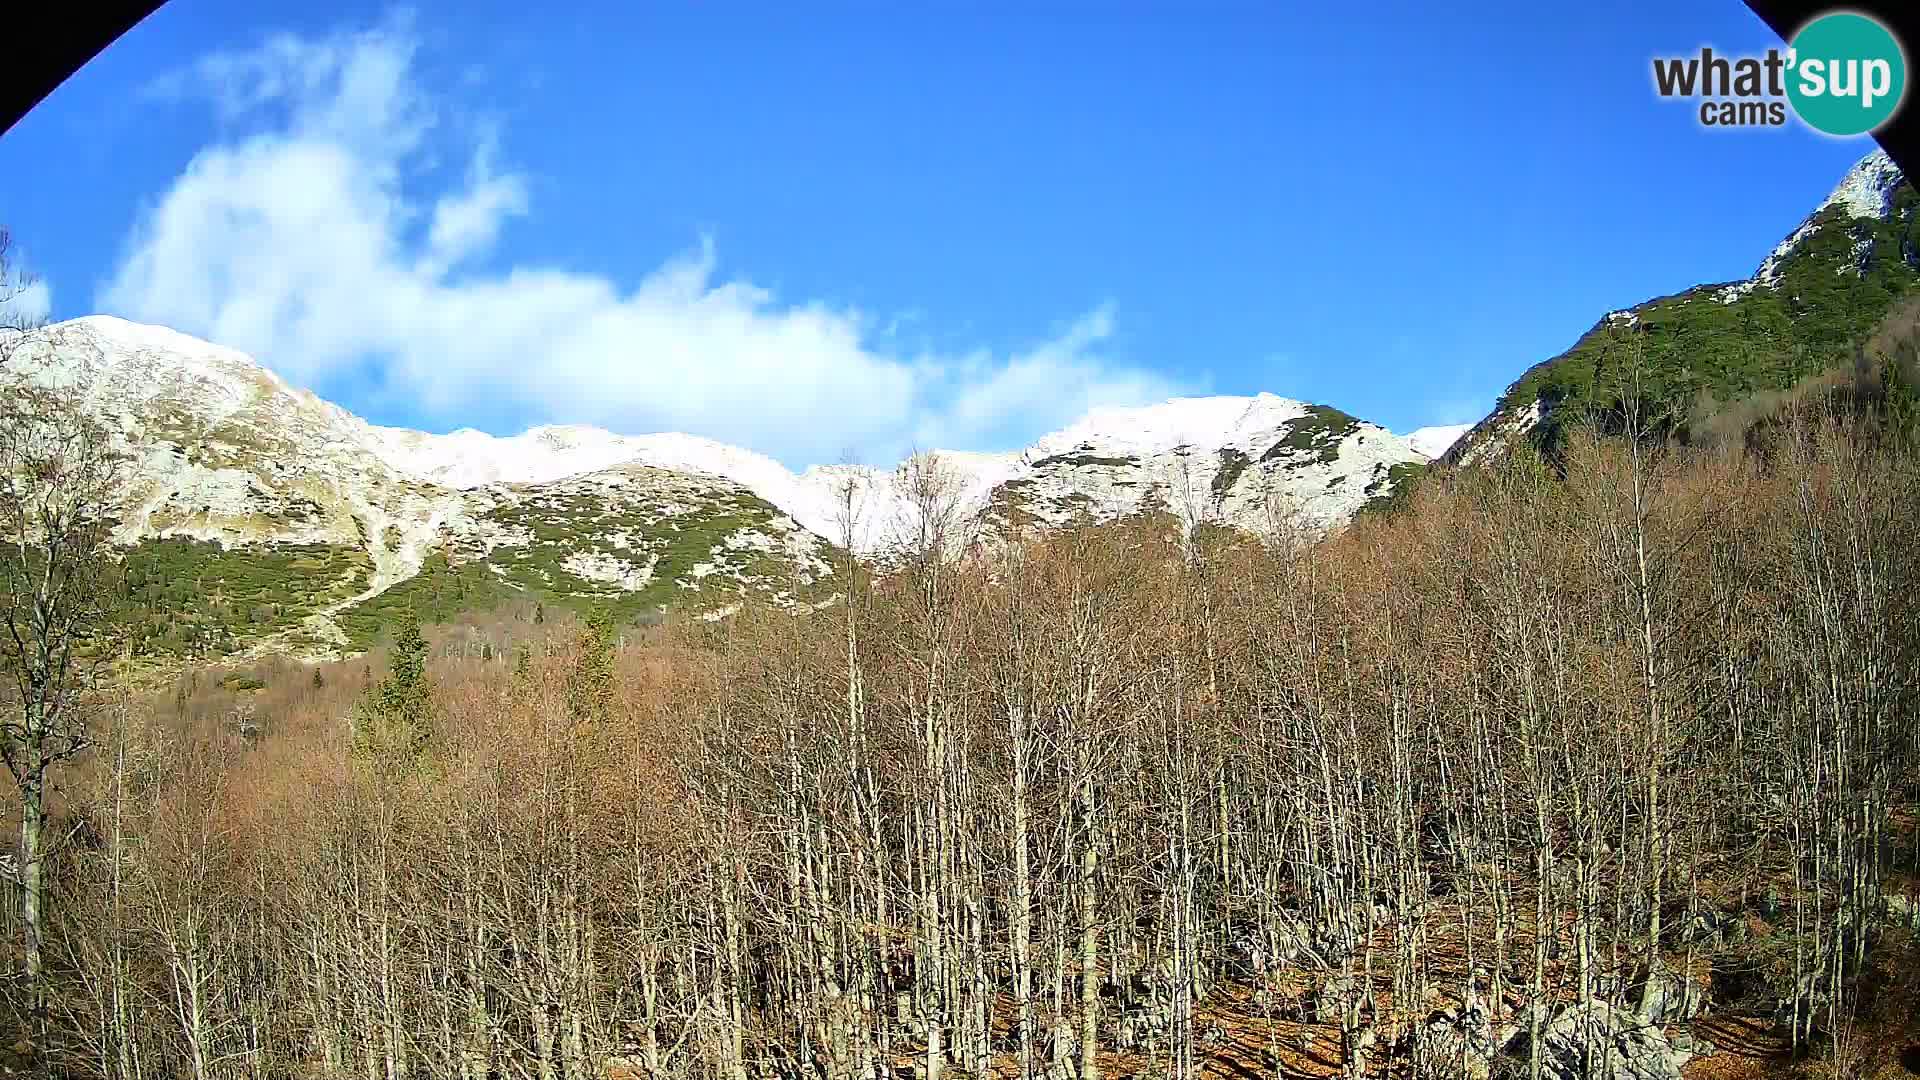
[2,316,1439,660]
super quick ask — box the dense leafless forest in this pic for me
[6,396,1920,1079]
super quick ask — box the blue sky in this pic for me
[0,0,1887,467]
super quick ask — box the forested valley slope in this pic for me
[0,149,1917,1080]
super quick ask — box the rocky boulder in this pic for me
[1524,1001,1693,1080]
[1631,970,1708,1025]
[1885,892,1920,931]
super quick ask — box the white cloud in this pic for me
[1,279,51,331]
[909,305,1180,449]
[103,16,1178,468]
[422,133,525,273]
[1,232,51,329]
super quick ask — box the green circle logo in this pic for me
[1787,12,1907,136]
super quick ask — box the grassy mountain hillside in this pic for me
[337,465,835,651]
[1448,150,1920,466]
[117,466,838,661]
[1,317,840,664]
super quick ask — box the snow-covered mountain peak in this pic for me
[1754,149,1905,286]
[1029,393,1321,459]
[13,314,277,396]
[1823,149,1903,221]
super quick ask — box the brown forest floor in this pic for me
[860,887,1920,1080]
[849,986,1852,1080]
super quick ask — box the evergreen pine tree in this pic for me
[568,606,618,723]
[353,610,435,771]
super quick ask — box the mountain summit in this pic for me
[1446,149,1918,467]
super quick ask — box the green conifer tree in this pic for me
[352,610,436,772]
[568,606,618,723]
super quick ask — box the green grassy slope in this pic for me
[1456,180,1920,462]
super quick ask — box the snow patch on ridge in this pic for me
[1405,424,1471,459]
[1756,149,1903,286]
[1826,149,1903,221]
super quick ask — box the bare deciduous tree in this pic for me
[0,330,129,1060]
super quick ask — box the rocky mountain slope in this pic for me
[373,394,1433,548]
[4,318,837,660]
[1446,149,1919,467]
[3,316,1433,661]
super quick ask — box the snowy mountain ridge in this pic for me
[11,316,1441,554]
[379,389,1438,550]
[382,393,1437,549]
[2,314,1431,656]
